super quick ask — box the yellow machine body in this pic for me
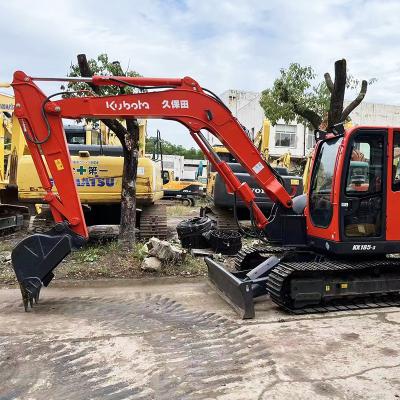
[16,121,163,205]
[17,153,163,205]
[0,93,15,188]
[1,112,163,207]
[162,168,204,202]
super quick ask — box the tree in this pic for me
[146,137,204,159]
[260,59,375,130]
[65,53,140,247]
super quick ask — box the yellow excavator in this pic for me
[0,91,166,239]
[161,168,204,206]
[0,91,31,232]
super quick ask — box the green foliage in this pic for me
[260,63,329,127]
[146,137,204,159]
[260,62,375,127]
[64,53,140,96]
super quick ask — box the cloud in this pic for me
[2,0,400,146]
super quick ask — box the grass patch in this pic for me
[59,241,147,280]
[56,240,206,280]
[0,237,207,285]
[0,264,17,284]
[0,241,14,253]
[163,254,207,276]
[166,204,195,217]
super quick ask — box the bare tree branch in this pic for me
[280,87,322,130]
[324,73,334,93]
[341,80,368,121]
[77,54,129,153]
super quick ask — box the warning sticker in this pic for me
[54,159,64,171]
[252,162,264,174]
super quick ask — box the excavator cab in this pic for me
[307,127,400,253]
[209,127,400,318]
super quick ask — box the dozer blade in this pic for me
[11,223,86,311]
[206,256,276,319]
[206,257,255,319]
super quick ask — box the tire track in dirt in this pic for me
[0,294,275,399]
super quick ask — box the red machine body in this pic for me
[11,70,400,315]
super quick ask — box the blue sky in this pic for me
[2,0,400,147]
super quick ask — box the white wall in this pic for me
[345,101,400,126]
[221,90,400,159]
[146,154,184,179]
[220,89,307,157]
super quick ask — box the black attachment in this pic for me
[177,216,214,249]
[209,229,242,255]
[206,255,281,319]
[12,222,86,311]
[314,123,345,142]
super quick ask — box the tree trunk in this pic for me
[77,53,139,247]
[327,59,347,127]
[119,119,140,245]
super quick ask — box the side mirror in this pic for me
[162,171,170,185]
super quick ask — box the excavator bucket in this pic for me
[206,256,279,319]
[11,223,86,311]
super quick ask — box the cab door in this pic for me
[339,129,387,242]
[386,129,400,241]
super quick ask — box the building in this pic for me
[220,89,400,158]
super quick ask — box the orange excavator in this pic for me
[10,71,400,318]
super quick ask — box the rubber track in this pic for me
[233,244,284,270]
[139,204,168,240]
[266,259,400,314]
[29,205,169,240]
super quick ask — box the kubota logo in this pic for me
[106,100,150,111]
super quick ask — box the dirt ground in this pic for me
[1,278,400,400]
[1,205,400,399]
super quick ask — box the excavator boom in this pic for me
[11,71,293,309]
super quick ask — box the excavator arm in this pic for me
[11,70,293,309]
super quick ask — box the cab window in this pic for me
[343,133,384,238]
[309,137,342,228]
[345,137,383,196]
